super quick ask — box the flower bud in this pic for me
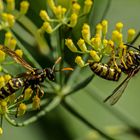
[0,101,7,114]
[90,50,100,62]
[77,38,87,52]
[47,0,55,11]
[102,20,108,36]
[4,32,12,47]
[24,87,33,100]
[0,128,3,135]
[9,38,17,50]
[0,0,4,12]
[15,49,23,58]
[75,56,85,67]
[6,0,15,11]
[32,95,40,110]
[7,14,15,27]
[42,22,53,34]
[17,103,27,117]
[96,23,102,37]
[40,10,50,21]
[127,29,135,43]
[4,74,11,83]
[0,50,5,63]
[69,13,78,27]
[116,22,123,32]
[65,38,78,52]
[72,2,81,15]
[20,1,29,15]
[90,37,101,51]
[83,0,93,14]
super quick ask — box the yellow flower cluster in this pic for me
[0,1,29,29]
[39,0,93,34]
[65,20,136,67]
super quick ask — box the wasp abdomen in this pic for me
[0,78,24,99]
[89,62,121,81]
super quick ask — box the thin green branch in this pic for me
[5,96,61,127]
[62,97,118,140]
[130,31,140,45]
[100,0,112,21]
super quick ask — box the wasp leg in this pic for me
[36,85,44,98]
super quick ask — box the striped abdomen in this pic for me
[89,62,121,81]
[0,78,24,99]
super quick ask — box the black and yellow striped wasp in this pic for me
[89,44,140,105]
[0,45,73,99]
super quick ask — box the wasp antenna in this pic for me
[52,57,62,71]
[61,67,74,71]
[124,44,140,51]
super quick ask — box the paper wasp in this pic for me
[0,45,73,100]
[104,44,140,105]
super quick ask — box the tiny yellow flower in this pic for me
[75,56,85,67]
[17,103,27,116]
[116,22,123,32]
[7,14,15,27]
[89,50,100,62]
[32,95,40,110]
[0,0,4,12]
[4,32,12,47]
[42,22,53,34]
[6,0,15,11]
[1,13,8,21]
[0,128,3,135]
[83,0,93,14]
[40,10,50,21]
[53,5,63,19]
[69,13,78,27]
[0,101,7,114]
[15,49,23,58]
[77,38,87,52]
[24,87,33,100]
[4,74,11,83]
[0,50,5,63]
[112,30,119,42]
[72,2,81,15]
[90,37,101,50]
[20,1,29,15]
[101,20,108,36]
[9,38,17,50]
[127,29,136,43]
[65,38,78,52]
[96,23,102,37]
[47,0,56,11]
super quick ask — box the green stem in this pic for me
[130,31,140,45]
[5,96,61,127]
[62,97,118,140]
[100,0,112,21]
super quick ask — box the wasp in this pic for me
[104,44,140,105]
[0,45,73,99]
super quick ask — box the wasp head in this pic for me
[45,68,55,81]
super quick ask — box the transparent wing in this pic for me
[104,74,132,105]
[1,46,34,72]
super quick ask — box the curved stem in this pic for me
[5,96,61,127]
[130,31,140,45]
[62,97,117,140]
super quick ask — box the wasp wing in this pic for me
[104,74,132,105]
[1,46,34,72]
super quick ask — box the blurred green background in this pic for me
[1,0,140,140]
